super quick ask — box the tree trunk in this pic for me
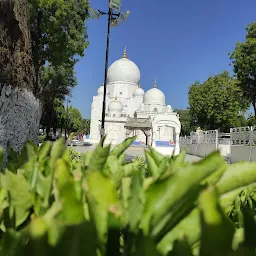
[0,0,41,159]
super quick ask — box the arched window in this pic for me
[154,108,158,112]
[120,92,123,95]
[113,114,116,118]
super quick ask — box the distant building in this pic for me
[89,48,181,155]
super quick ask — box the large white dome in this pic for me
[108,98,123,112]
[143,81,165,105]
[107,48,140,84]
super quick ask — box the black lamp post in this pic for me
[98,0,129,138]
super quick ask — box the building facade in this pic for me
[89,48,181,155]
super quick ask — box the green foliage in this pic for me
[132,156,149,177]
[230,22,256,117]
[28,0,89,70]
[174,109,193,136]
[1,138,256,255]
[40,66,77,132]
[246,113,256,126]
[68,147,82,171]
[67,106,86,133]
[188,72,250,132]
[84,119,90,134]
[28,0,90,131]
[38,134,47,143]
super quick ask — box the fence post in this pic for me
[215,129,218,151]
[249,126,253,162]
[229,127,232,164]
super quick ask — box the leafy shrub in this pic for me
[68,146,82,171]
[132,156,149,177]
[38,134,46,143]
[0,136,256,255]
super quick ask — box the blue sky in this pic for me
[71,0,256,118]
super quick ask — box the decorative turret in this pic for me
[154,78,157,88]
[122,46,127,58]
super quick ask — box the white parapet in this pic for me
[152,146,177,156]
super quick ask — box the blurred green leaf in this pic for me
[126,171,144,233]
[87,137,111,172]
[148,146,164,165]
[144,151,158,177]
[1,171,32,227]
[141,151,225,240]
[110,136,136,158]
[55,159,84,224]
[199,187,235,256]
[216,162,256,194]
[169,237,194,256]
[38,141,51,162]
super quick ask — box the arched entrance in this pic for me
[125,117,152,146]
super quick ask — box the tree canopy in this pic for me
[28,0,90,132]
[188,71,249,132]
[39,65,77,132]
[68,106,87,133]
[28,0,89,74]
[174,109,193,136]
[230,22,256,117]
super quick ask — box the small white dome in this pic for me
[133,86,144,97]
[108,98,123,112]
[144,82,165,105]
[97,85,104,95]
[166,105,172,112]
[107,48,140,84]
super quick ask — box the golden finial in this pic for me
[154,78,157,88]
[122,46,127,58]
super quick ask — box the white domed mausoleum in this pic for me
[89,48,181,155]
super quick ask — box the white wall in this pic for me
[230,145,251,163]
[180,143,221,158]
[153,146,175,156]
[218,144,230,158]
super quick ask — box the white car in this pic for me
[68,139,85,146]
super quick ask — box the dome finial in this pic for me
[138,83,140,88]
[122,46,127,58]
[154,78,157,88]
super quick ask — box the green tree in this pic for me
[246,113,256,126]
[174,109,193,136]
[230,22,256,118]
[40,65,77,135]
[68,106,85,133]
[28,0,90,136]
[188,71,249,132]
[83,119,91,134]
[28,0,89,79]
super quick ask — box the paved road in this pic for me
[72,145,202,163]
